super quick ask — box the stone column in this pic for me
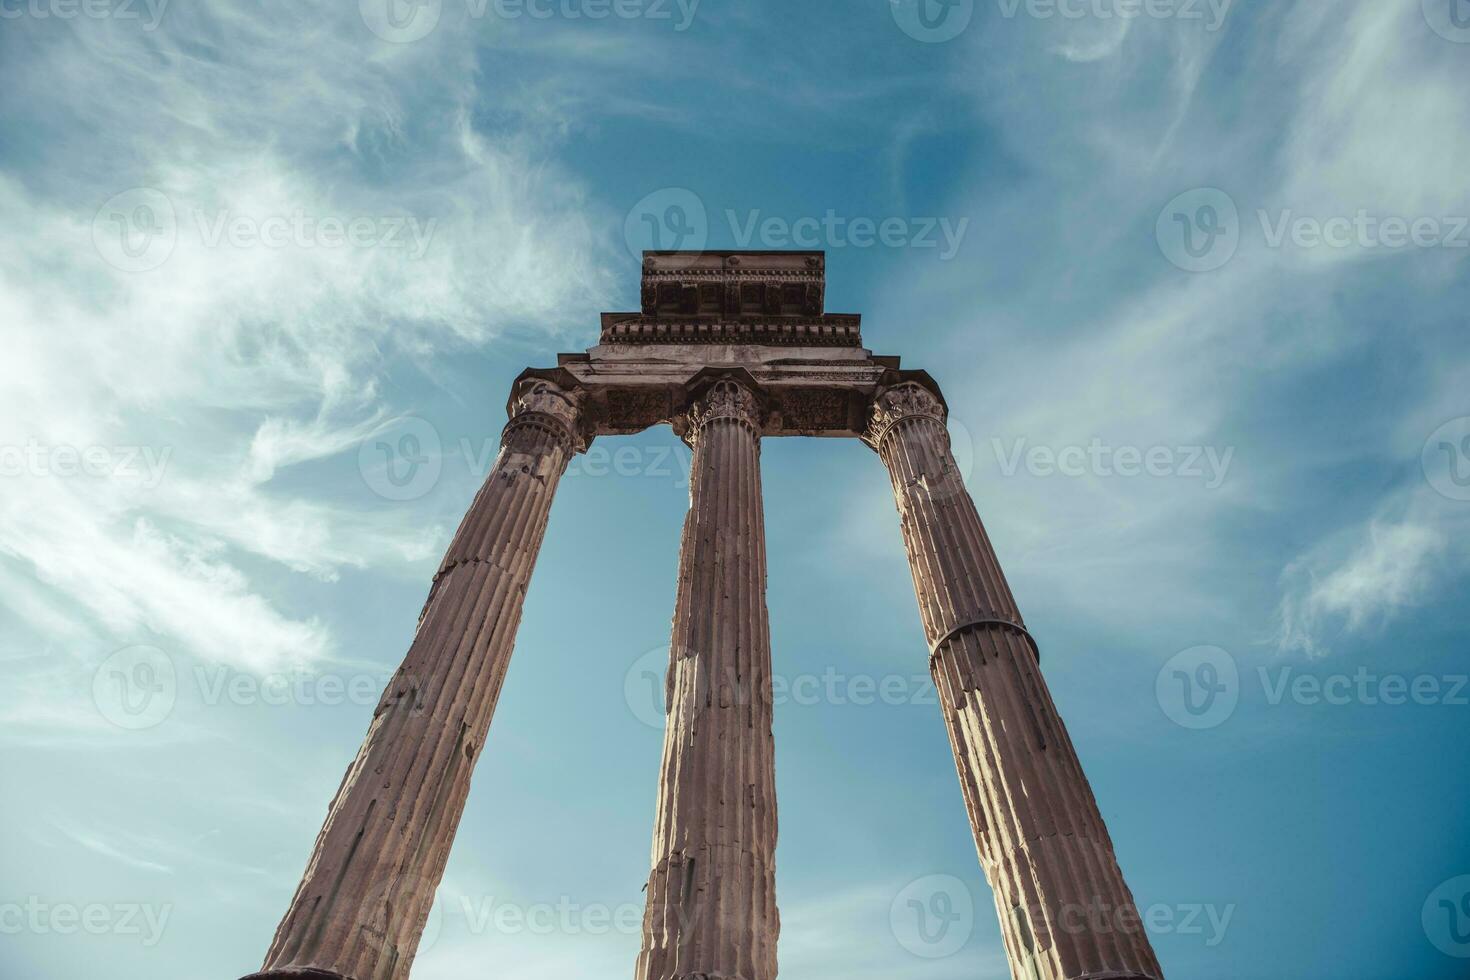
[636,377,780,980]
[865,382,1162,980]
[245,377,585,980]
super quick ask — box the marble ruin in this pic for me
[243,251,1162,980]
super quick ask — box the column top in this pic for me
[513,251,949,441]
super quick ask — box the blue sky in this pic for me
[1,1,1468,978]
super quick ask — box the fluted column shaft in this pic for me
[636,379,780,980]
[867,383,1162,980]
[248,379,585,980]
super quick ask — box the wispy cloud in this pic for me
[1275,484,1465,657]
[0,1,616,682]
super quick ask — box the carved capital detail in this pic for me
[685,379,762,447]
[863,382,946,452]
[503,378,586,454]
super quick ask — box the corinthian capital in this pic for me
[504,377,586,454]
[863,381,946,450]
[684,378,763,447]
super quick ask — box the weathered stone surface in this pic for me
[249,251,1160,980]
[865,382,1163,980]
[636,376,780,980]
[246,378,586,980]
[635,250,827,320]
[567,251,896,439]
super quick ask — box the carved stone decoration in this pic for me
[506,377,587,453]
[605,388,676,432]
[802,282,822,316]
[777,389,850,433]
[863,381,947,450]
[599,315,862,347]
[866,386,1164,980]
[762,282,783,315]
[243,379,586,980]
[684,377,763,446]
[637,375,779,980]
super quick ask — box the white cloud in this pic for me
[1275,484,1464,658]
[0,2,616,683]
